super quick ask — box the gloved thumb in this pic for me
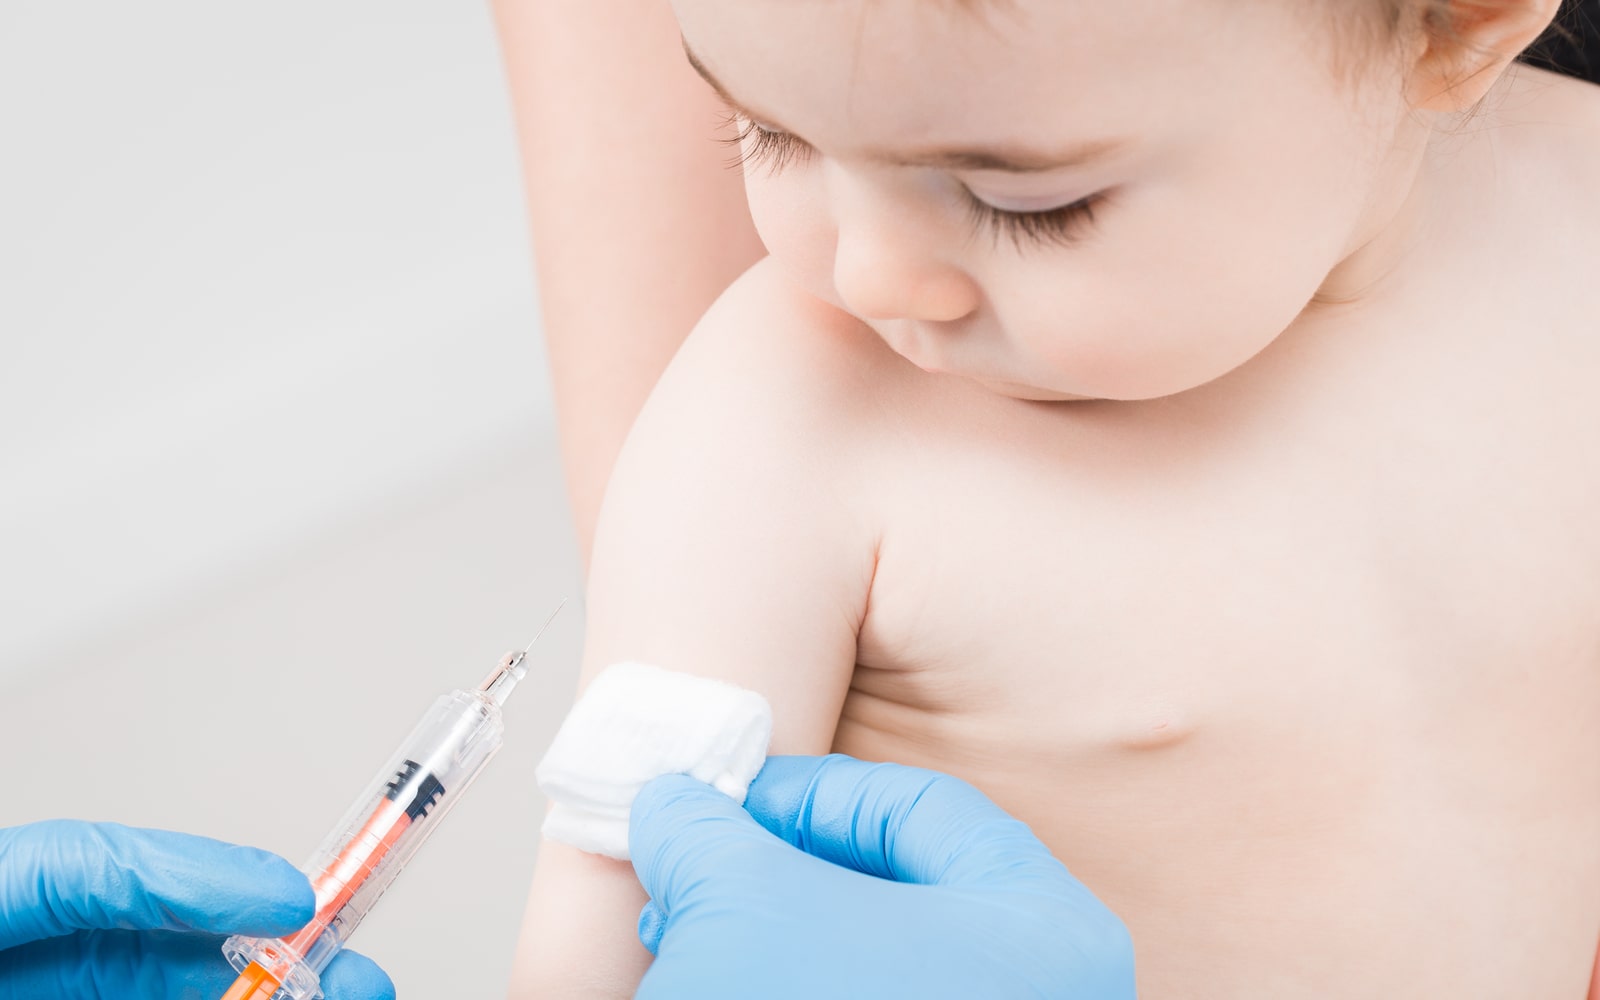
[628,774,796,955]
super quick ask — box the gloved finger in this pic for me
[0,820,314,950]
[0,928,251,999]
[317,948,397,1000]
[628,774,790,930]
[744,754,1068,889]
[0,930,395,1000]
[0,934,396,998]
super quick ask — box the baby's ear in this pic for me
[1403,0,1563,111]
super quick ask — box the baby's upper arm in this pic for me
[508,259,881,998]
[578,258,880,748]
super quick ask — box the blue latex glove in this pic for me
[0,820,395,1000]
[629,754,1136,999]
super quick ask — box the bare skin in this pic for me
[508,1,1600,995]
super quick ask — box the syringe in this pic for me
[219,603,563,1000]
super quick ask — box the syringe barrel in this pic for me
[223,689,504,999]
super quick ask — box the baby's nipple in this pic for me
[1110,698,1196,752]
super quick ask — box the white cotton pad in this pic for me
[534,662,773,860]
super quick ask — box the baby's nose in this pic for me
[829,197,979,324]
[832,240,980,324]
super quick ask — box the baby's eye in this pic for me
[964,191,1103,251]
[720,113,814,175]
[716,107,1102,251]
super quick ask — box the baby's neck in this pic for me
[1310,117,1439,309]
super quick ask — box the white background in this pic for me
[0,3,582,995]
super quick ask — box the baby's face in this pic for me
[672,0,1422,401]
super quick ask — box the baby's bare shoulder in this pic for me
[1512,63,1600,127]
[602,257,899,592]
[1484,68,1600,337]
[650,257,914,452]
[694,258,902,380]
[1499,67,1600,205]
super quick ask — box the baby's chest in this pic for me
[838,383,1600,997]
[846,379,1600,786]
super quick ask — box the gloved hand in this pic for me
[629,754,1136,1000]
[0,820,394,1000]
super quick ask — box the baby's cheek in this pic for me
[1009,268,1286,401]
[743,172,840,304]
[996,270,1174,399]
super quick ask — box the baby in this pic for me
[511,0,1600,996]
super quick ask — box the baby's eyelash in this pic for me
[965,193,1101,252]
[718,109,1102,251]
[718,111,813,174]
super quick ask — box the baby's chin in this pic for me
[968,376,1098,402]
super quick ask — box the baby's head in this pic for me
[672,0,1559,400]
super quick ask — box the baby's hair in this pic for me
[939,0,1573,87]
[1326,0,1581,81]
[1309,0,1461,86]
[1338,0,1467,58]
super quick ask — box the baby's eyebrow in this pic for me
[682,40,1126,176]
[683,43,742,111]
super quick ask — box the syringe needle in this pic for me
[523,599,567,653]
[479,600,568,705]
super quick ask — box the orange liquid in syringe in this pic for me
[285,761,444,957]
